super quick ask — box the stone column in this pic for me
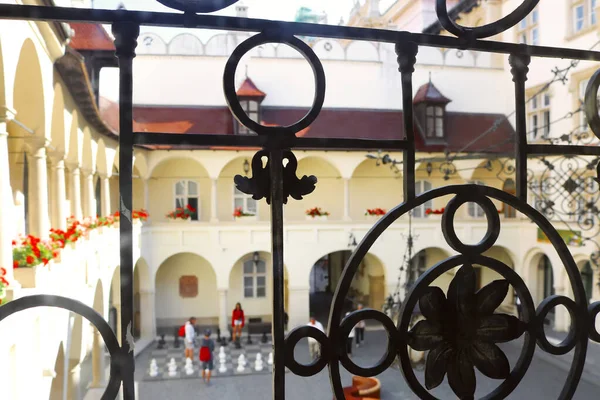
[83,170,95,217]
[343,177,351,221]
[30,147,50,237]
[211,178,218,222]
[90,330,105,388]
[218,289,228,334]
[143,179,150,211]
[0,116,14,280]
[52,159,67,230]
[139,290,156,339]
[101,175,111,217]
[69,166,83,220]
[287,286,310,329]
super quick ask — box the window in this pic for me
[233,186,257,215]
[243,258,266,298]
[425,106,444,138]
[578,77,600,132]
[517,8,539,45]
[502,179,517,218]
[413,180,433,218]
[572,0,597,34]
[468,181,485,218]
[527,91,551,140]
[236,100,259,135]
[174,180,199,221]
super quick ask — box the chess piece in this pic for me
[255,353,264,372]
[267,352,273,366]
[185,357,194,376]
[149,358,159,377]
[173,327,181,349]
[217,328,222,343]
[218,358,227,373]
[235,337,241,349]
[168,358,177,377]
[219,346,226,363]
[246,331,253,345]
[157,334,166,349]
[261,332,268,344]
[237,354,246,372]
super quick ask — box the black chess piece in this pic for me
[261,332,268,344]
[246,331,253,345]
[173,327,181,348]
[235,337,241,349]
[157,334,166,349]
[217,328,222,342]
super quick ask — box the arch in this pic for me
[444,49,476,67]
[69,314,84,364]
[148,154,210,178]
[205,34,229,56]
[408,247,454,292]
[275,43,303,58]
[50,80,67,155]
[155,252,218,331]
[93,279,104,317]
[350,158,401,219]
[49,342,65,400]
[218,155,260,220]
[502,178,517,218]
[81,127,96,173]
[66,111,82,166]
[416,46,444,65]
[132,150,149,179]
[255,43,276,57]
[137,32,167,55]
[95,138,108,177]
[133,257,152,338]
[579,260,594,304]
[345,41,380,62]
[312,39,345,60]
[109,266,120,338]
[168,33,204,55]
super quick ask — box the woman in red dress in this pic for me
[231,302,245,342]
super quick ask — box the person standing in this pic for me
[307,315,324,360]
[184,317,197,360]
[345,311,355,356]
[199,329,215,384]
[355,304,366,347]
[231,302,245,342]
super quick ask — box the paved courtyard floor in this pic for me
[134,330,600,399]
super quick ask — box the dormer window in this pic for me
[413,78,451,141]
[235,76,266,135]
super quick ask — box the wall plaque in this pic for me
[179,275,198,298]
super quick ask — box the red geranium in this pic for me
[305,207,330,217]
[365,208,386,216]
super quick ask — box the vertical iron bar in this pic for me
[396,42,419,201]
[269,149,285,399]
[112,21,139,400]
[509,54,531,202]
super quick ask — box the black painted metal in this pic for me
[1,2,600,400]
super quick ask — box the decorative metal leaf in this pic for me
[470,341,510,379]
[408,320,444,351]
[281,151,317,203]
[476,314,524,343]
[425,343,453,390]
[475,279,510,316]
[447,350,476,400]
[419,286,446,322]
[447,264,476,317]
[234,150,270,201]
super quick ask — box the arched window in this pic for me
[174,180,199,221]
[233,186,257,216]
[502,179,517,218]
[243,254,266,298]
[468,181,485,218]
[539,255,555,298]
[581,261,593,304]
[413,180,432,218]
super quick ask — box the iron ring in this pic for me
[584,69,600,140]
[588,302,600,343]
[155,0,239,13]
[535,295,579,355]
[284,325,330,376]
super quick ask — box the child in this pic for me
[199,329,215,384]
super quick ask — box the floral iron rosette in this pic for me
[407,264,525,399]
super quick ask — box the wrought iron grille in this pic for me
[1,1,600,399]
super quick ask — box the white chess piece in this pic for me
[168,357,177,377]
[267,352,273,366]
[149,358,159,377]
[184,358,194,376]
[255,353,264,372]
[218,358,227,374]
[237,354,246,372]
[219,346,226,363]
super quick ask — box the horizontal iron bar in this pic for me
[527,144,600,156]
[133,132,408,150]
[2,4,600,60]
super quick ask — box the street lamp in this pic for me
[426,162,433,176]
[348,233,357,249]
[253,251,260,264]
[243,159,250,175]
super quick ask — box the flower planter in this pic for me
[306,215,328,221]
[14,266,40,289]
[235,215,258,221]
[167,218,192,223]
[365,214,383,221]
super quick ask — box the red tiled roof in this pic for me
[99,98,514,153]
[70,23,115,51]
[413,82,451,105]
[236,78,266,98]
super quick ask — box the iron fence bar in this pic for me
[528,144,600,156]
[268,149,286,398]
[2,4,600,61]
[132,132,409,151]
[113,21,140,400]
[509,54,531,202]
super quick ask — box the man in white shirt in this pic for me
[184,317,197,359]
[307,315,324,360]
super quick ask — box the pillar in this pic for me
[52,159,67,230]
[343,177,351,221]
[101,176,111,217]
[90,330,105,388]
[287,286,310,329]
[69,166,83,220]
[143,179,150,211]
[67,363,81,400]
[211,178,218,222]
[30,147,50,237]
[83,170,95,217]
[218,288,228,334]
[139,290,156,339]
[0,117,14,280]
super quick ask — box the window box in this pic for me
[14,265,44,289]
[306,215,328,221]
[235,215,258,221]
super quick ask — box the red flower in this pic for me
[42,258,49,265]
[13,261,19,269]
[26,255,34,264]
[0,267,6,275]
[0,277,8,285]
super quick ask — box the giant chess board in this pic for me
[144,336,281,381]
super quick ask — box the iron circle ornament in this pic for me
[337,308,400,377]
[589,301,600,342]
[284,325,330,376]
[223,31,326,137]
[0,294,122,398]
[442,192,500,255]
[399,254,534,400]
[584,68,600,140]
[435,0,540,39]
[326,184,589,400]
[154,0,239,13]
[534,295,579,355]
